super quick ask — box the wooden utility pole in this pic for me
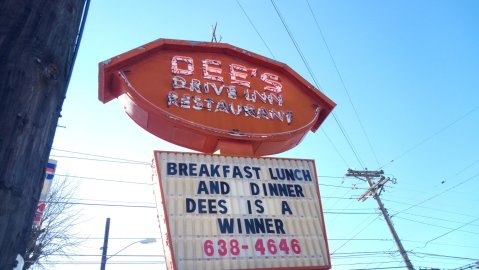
[0,1,88,269]
[100,218,111,270]
[345,169,415,270]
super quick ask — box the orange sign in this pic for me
[99,39,335,156]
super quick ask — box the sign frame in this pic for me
[152,151,331,270]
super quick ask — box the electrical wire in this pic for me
[306,0,381,168]
[330,238,393,242]
[270,0,366,169]
[321,127,351,167]
[424,217,479,246]
[332,261,404,267]
[270,0,320,88]
[399,211,479,228]
[384,198,479,219]
[47,201,156,208]
[391,170,479,217]
[318,175,347,179]
[409,252,478,261]
[379,104,479,169]
[71,197,155,206]
[332,250,398,257]
[433,156,479,187]
[331,214,381,254]
[341,267,406,270]
[394,216,479,235]
[56,173,152,185]
[320,183,367,190]
[322,195,358,200]
[47,254,164,257]
[235,0,276,59]
[50,154,150,165]
[332,113,366,169]
[71,237,161,240]
[52,148,150,164]
[36,261,165,265]
[325,211,376,215]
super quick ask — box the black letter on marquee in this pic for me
[185,198,196,213]
[281,201,293,215]
[218,199,228,214]
[255,199,264,213]
[167,162,177,175]
[178,163,188,176]
[250,183,259,195]
[197,181,208,194]
[218,218,234,234]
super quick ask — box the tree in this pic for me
[23,177,82,270]
[0,1,87,269]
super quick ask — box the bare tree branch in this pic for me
[23,177,83,270]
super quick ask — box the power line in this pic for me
[424,217,479,246]
[46,254,164,257]
[270,0,366,169]
[332,113,366,168]
[332,261,404,267]
[306,0,380,167]
[414,241,479,250]
[394,216,479,235]
[321,127,352,167]
[327,208,377,211]
[391,170,479,217]
[384,198,479,219]
[379,104,479,169]
[322,195,359,200]
[332,215,381,254]
[317,175,349,179]
[325,211,376,215]
[57,173,152,185]
[71,198,155,206]
[433,157,479,187]
[320,183,367,190]
[47,201,156,209]
[270,0,320,88]
[409,252,478,261]
[399,211,479,228]
[71,237,161,240]
[37,261,165,265]
[50,154,150,165]
[338,266,406,270]
[235,0,276,59]
[332,250,399,257]
[52,148,150,164]
[330,238,393,242]
[329,238,478,250]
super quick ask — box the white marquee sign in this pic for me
[153,151,330,270]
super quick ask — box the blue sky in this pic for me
[48,0,479,269]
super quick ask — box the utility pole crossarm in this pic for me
[346,168,384,178]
